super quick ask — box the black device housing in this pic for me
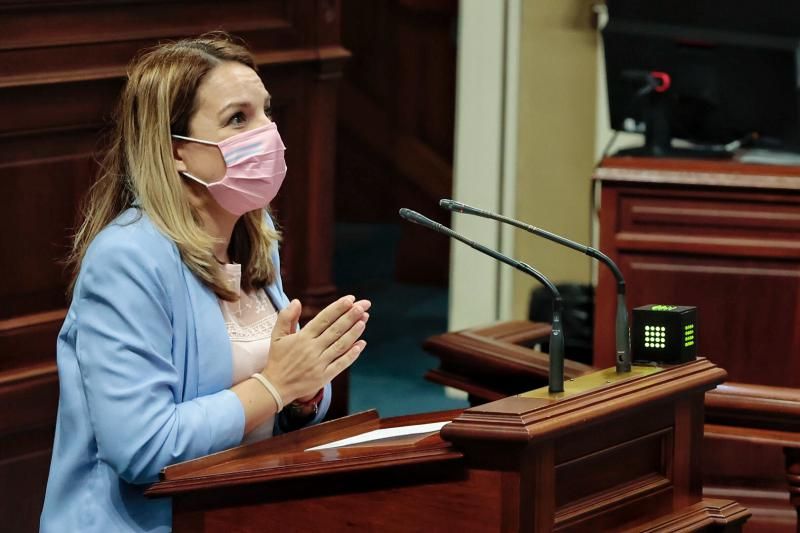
[632,305,697,364]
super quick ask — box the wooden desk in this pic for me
[425,321,800,532]
[593,156,800,531]
[148,359,749,532]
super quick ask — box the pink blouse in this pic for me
[220,263,278,443]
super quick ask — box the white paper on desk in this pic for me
[305,421,448,452]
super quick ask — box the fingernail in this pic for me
[362,312,370,321]
[345,295,356,303]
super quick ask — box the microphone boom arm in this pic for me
[399,208,566,393]
[440,199,631,374]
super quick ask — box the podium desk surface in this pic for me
[145,361,751,533]
[146,409,464,497]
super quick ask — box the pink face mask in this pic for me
[172,122,287,216]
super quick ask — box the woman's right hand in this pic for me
[261,295,369,405]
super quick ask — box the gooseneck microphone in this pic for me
[439,199,631,374]
[399,208,565,393]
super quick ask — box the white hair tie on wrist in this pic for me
[250,373,284,412]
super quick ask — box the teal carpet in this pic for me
[333,223,469,418]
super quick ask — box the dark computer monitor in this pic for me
[603,0,800,157]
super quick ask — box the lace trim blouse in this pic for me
[220,263,278,443]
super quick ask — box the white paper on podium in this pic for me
[305,421,448,452]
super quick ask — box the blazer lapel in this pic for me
[264,282,289,313]
[182,266,234,396]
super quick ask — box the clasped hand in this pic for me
[262,295,370,405]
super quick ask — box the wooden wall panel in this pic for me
[1,157,94,319]
[620,253,800,386]
[593,166,800,382]
[0,1,347,530]
[335,0,457,284]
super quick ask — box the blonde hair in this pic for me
[67,33,280,301]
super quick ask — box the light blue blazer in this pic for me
[40,208,331,532]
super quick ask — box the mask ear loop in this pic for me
[179,171,210,187]
[170,141,228,265]
[171,133,219,146]
[171,134,224,187]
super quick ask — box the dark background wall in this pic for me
[335,0,457,285]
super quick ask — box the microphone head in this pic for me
[399,208,446,234]
[398,207,414,220]
[439,198,464,212]
[439,199,481,215]
[399,208,430,226]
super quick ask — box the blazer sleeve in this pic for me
[74,235,245,485]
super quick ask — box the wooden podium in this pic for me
[147,359,749,532]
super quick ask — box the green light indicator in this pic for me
[652,305,677,311]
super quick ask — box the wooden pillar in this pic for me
[785,447,800,533]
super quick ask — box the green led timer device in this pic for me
[631,305,697,364]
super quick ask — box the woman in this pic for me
[40,34,368,532]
